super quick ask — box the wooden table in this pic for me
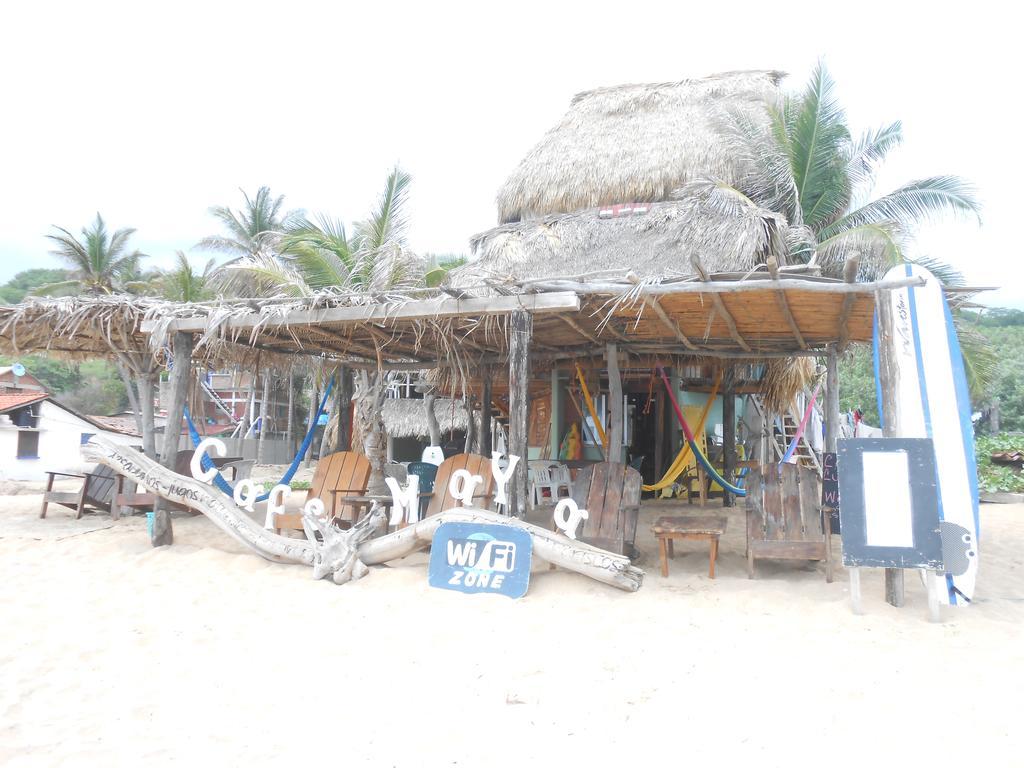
[329,493,392,526]
[652,515,728,578]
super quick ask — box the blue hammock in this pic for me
[185,378,335,502]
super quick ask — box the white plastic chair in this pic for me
[550,463,573,499]
[528,461,557,507]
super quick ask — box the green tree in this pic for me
[218,167,426,491]
[154,251,217,301]
[198,186,302,258]
[0,269,75,304]
[36,213,146,295]
[0,354,82,394]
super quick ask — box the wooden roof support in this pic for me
[558,312,600,344]
[626,273,698,350]
[146,292,581,334]
[766,257,807,350]
[709,295,751,352]
[837,258,860,351]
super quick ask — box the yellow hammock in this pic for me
[574,362,607,453]
[641,372,722,492]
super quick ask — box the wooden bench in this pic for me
[653,515,727,578]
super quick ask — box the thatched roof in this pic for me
[496,70,784,224]
[381,397,474,439]
[450,190,799,292]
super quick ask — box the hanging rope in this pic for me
[656,366,746,497]
[574,362,607,451]
[642,371,722,492]
[185,378,335,502]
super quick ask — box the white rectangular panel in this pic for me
[863,451,914,548]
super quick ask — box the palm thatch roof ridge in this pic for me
[450,189,800,293]
[381,397,477,439]
[496,70,785,224]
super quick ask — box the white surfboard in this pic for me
[873,263,980,605]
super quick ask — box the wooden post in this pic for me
[285,369,295,452]
[722,365,736,508]
[153,331,194,547]
[138,373,158,459]
[336,365,353,452]
[825,345,840,453]
[607,343,623,463]
[479,364,493,456]
[654,386,665,481]
[257,369,272,464]
[549,367,561,460]
[464,396,477,454]
[304,381,319,468]
[508,310,532,519]
[876,293,906,607]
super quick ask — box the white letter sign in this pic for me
[190,437,226,483]
[449,469,483,508]
[490,453,520,507]
[553,498,588,540]
[264,484,292,530]
[385,474,420,526]
[233,479,261,512]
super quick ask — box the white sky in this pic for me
[1,1,1019,306]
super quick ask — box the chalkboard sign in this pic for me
[428,522,532,599]
[838,438,943,569]
[821,452,840,534]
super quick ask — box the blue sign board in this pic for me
[428,522,532,599]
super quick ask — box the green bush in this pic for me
[975,433,1024,494]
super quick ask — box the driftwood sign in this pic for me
[82,436,644,591]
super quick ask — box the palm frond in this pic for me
[824,175,982,236]
[814,221,905,278]
[845,121,903,190]
[355,167,411,252]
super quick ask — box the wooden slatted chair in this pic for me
[423,454,494,517]
[274,451,371,533]
[40,465,122,520]
[570,462,642,559]
[745,463,832,582]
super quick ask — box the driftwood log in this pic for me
[82,436,644,591]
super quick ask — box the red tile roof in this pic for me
[0,392,48,414]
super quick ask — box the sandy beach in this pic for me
[2,490,1021,767]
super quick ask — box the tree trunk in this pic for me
[154,331,194,547]
[257,370,272,464]
[138,374,157,460]
[424,393,441,446]
[464,397,476,454]
[336,365,353,452]
[318,371,336,460]
[117,359,143,436]
[356,371,388,495]
[83,434,644,591]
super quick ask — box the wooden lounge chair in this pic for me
[274,451,371,533]
[40,465,122,520]
[570,462,642,559]
[423,454,494,517]
[745,463,832,582]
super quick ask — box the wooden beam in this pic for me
[522,275,924,297]
[837,258,860,351]
[722,365,736,508]
[508,310,532,519]
[627,273,698,350]
[557,313,600,344]
[708,294,751,352]
[766,257,807,350]
[607,343,623,460]
[824,345,839,453]
[479,364,492,456]
[144,292,581,334]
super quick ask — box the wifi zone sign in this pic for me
[428,522,532,599]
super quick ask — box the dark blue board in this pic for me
[428,522,532,599]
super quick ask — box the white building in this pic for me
[0,392,142,482]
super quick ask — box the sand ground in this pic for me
[1,488,1021,767]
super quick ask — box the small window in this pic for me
[80,432,95,445]
[17,430,40,459]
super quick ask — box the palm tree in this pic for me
[198,186,302,258]
[159,252,217,302]
[701,61,992,395]
[712,61,980,278]
[36,213,145,295]
[219,167,426,492]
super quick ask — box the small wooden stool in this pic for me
[653,515,728,578]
